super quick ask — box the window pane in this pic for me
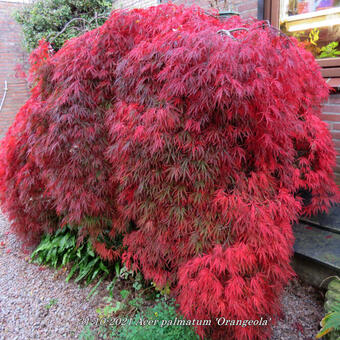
[280,0,340,58]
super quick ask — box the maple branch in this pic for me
[217,28,249,41]
[204,10,219,18]
[208,0,220,10]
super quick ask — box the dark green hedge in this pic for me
[15,0,112,51]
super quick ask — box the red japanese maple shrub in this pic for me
[0,4,338,339]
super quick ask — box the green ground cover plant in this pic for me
[31,226,112,286]
[79,299,200,340]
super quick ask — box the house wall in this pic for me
[321,93,340,185]
[113,0,158,9]
[171,0,257,18]
[0,1,29,140]
[112,0,258,18]
[0,0,32,3]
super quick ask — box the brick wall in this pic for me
[113,0,158,9]
[113,0,257,17]
[321,93,340,185]
[0,0,32,3]
[0,1,29,140]
[170,0,257,18]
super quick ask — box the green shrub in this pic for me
[14,0,113,51]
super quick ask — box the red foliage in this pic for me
[0,4,338,339]
[14,64,27,80]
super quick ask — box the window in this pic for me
[281,1,340,59]
[263,0,340,84]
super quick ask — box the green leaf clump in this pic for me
[31,226,112,286]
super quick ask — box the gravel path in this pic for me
[0,213,107,340]
[0,212,324,340]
